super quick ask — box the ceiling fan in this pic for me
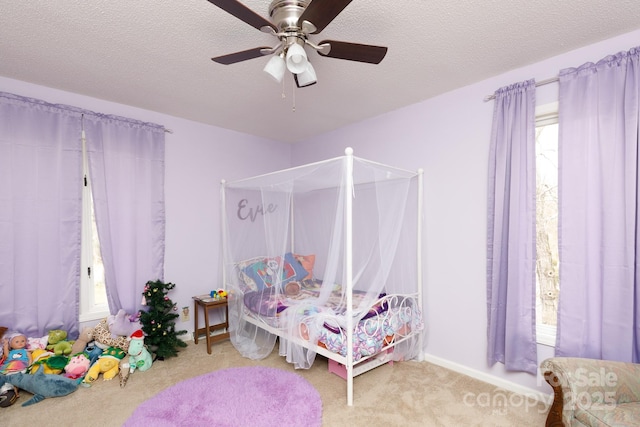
[207,0,388,87]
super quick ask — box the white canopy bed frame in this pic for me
[220,148,424,405]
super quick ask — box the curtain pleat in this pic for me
[556,47,640,362]
[84,116,165,315]
[486,80,538,374]
[0,92,83,338]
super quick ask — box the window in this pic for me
[535,102,559,346]
[79,132,108,322]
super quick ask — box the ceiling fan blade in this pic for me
[298,0,352,34]
[317,40,388,64]
[207,0,276,32]
[212,47,271,65]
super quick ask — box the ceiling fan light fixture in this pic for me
[263,53,286,82]
[285,41,308,74]
[295,61,317,87]
[207,0,389,92]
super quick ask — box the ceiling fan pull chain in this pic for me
[292,77,296,112]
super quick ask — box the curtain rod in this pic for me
[483,76,559,102]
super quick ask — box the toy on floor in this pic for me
[46,329,73,356]
[26,334,49,351]
[92,319,130,352]
[63,353,90,380]
[0,382,18,408]
[119,330,153,388]
[126,330,153,373]
[28,349,68,375]
[70,327,94,355]
[108,309,142,339]
[84,342,103,366]
[0,331,32,374]
[0,370,81,406]
[118,358,130,388]
[83,347,125,384]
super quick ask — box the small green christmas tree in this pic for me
[138,280,187,359]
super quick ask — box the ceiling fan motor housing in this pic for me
[268,0,310,32]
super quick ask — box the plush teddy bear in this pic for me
[70,327,94,355]
[46,330,73,356]
[83,347,125,383]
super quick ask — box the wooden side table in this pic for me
[193,294,230,354]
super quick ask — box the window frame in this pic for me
[79,131,109,322]
[535,101,559,347]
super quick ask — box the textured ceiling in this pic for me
[1,0,640,143]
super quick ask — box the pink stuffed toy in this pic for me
[63,353,90,380]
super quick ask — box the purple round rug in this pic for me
[123,366,322,427]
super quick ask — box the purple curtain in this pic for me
[0,91,165,337]
[84,116,165,315]
[486,80,538,374]
[0,92,83,338]
[556,47,640,361]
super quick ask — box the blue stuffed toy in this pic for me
[0,370,81,406]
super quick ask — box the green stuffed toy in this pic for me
[46,330,74,356]
[29,349,69,375]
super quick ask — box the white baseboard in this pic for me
[420,353,553,405]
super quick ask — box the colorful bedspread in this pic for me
[242,279,423,361]
[242,279,379,318]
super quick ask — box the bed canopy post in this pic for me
[417,168,425,362]
[289,196,295,253]
[220,179,227,287]
[344,147,355,406]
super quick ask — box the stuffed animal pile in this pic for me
[0,312,155,408]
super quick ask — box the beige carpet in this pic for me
[2,340,549,426]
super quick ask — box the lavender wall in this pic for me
[293,29,640,395]
[3,26,639,398]
[0,75,292,337]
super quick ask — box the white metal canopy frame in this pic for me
[220,147,424,405]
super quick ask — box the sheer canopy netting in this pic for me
[221,151,423,370]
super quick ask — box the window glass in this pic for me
[80,137,108,322]
[535,103,559,345]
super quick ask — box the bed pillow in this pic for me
[235,257,263,292]
[293,254,315,280]
[242,252,308,290]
